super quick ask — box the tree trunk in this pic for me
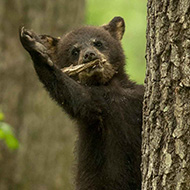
[0,1,85,190]
[142,0,190,189]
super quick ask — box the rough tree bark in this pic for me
[0,1,85,190]
[142,0,190,189]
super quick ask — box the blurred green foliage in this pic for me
[86,0,147,84]
[0,111,19,150]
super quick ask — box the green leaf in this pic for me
[0,122,19,150]
[5,134,19,150]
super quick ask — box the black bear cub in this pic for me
[20,17,144,190]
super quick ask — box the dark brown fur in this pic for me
[19,17,144,190]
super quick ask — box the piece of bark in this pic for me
[61,59,105,76]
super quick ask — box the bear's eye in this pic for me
[72,48,80,57]
[93,41,103,48]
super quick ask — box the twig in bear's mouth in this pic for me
[61,59,105,76]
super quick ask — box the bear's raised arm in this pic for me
[19,27,100,121]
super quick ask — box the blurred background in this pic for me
[0,0,146,190]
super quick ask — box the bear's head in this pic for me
[56,17,126,85]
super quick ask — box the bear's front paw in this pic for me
[19,26,53,66]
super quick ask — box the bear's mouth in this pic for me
[61,58,106,76]
[84,59,105,74]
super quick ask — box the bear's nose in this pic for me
[83,50,98,63]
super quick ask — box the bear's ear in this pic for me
[38,34,61,51]
[102,17,125,41]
